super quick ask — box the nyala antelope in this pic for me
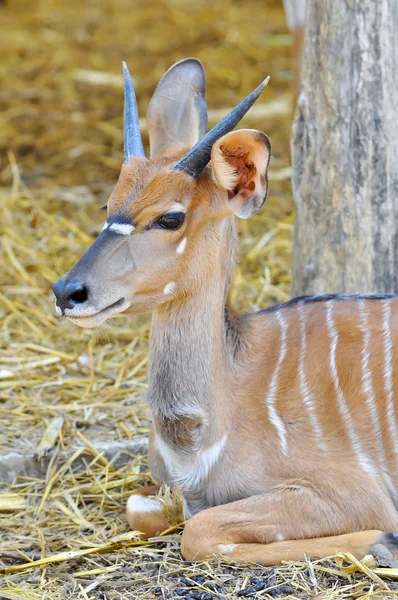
[53,58,398,565]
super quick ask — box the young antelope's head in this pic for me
[53,59,271,327]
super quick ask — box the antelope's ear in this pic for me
[211,129,271,218]
[147,58,207,159]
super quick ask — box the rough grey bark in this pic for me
[291,0,398,296]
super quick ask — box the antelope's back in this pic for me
[239,294,398,476]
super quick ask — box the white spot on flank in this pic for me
[108,222,135,235]
[163,282,175,295]
[297,302,327,453]
[382,300,398,456]
[217,543,237,555]
[127,494,162,514]
[325,301,374,475]
[275,532,285,542]
[168,202,185,213]
[265,311,289,456]
[155,433,228,490]
[176,237,187,255]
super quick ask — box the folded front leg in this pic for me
[180,486,398,564]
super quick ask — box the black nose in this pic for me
[52,279,89,312]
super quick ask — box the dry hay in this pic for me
[0,0,397,598]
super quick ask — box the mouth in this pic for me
[65,298,127,328]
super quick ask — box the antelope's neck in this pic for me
[148,280,241,445]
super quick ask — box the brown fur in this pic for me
[59,146,398,564]
[154,415,203,450]
[55,62,398,564]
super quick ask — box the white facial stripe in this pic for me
[163,282,175,295]
[108,222,135,235]
[168,203,185,213]
[176,237,187,255]
[101,220,135,235]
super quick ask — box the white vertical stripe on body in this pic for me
[265,310,289,456]
[325,300,375,475]
[297,302,328,452]
[382,300,398,456]
[358,300,392,486]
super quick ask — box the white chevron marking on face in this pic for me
[108,222,135,235]
[101,220,135,235]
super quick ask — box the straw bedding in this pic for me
[1,0,398,597]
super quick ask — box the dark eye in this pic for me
[154,212,185,230]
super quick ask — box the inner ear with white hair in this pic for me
[211,129,271,218]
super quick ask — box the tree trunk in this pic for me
[282,0,306,103]
[291,0,398,296]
